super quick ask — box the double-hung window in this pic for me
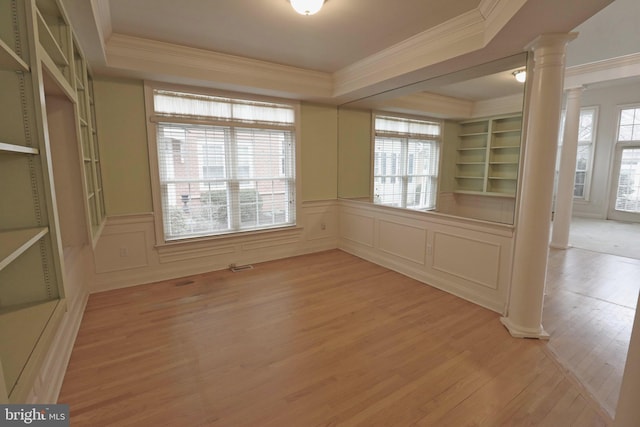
[574,107,598,199]
[373,114,441,210]
[148,87,297,241]
[556,107,598,199]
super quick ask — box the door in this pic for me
[608,106,640,222]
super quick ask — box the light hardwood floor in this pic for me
[544,247,639,418]
[59,250,613,426]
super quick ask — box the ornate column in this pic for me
[501,33,577,339]
[551,87,584,249]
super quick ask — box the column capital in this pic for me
[525,33,578,52]
[564,86,585,97]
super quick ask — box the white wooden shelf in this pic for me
[0,142,39,155]
[455,176,484,180]
[490,145,520,150]
[492,129,521,134]
[457,147,486,151]
[0,39,29,72]
[454,190,515,198]
[459,132,488,137]
[0,299,58,396]
[35,9,68,67]
[0,228,48,271]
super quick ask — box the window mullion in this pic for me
[401,139,409,208]
[227,127,241,230]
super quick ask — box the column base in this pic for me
[500,317,550,340]
[549,242,573,250]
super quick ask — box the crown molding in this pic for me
[378,92,474,119]
[92,0,112,44]
[95,0,527,101]
[332,10,486,97]
[332,0,527,98]
[105,34,334,100]
[472,93,524,118]
[480,0,527,43]
[564,52,640,89]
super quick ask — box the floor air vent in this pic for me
[229,264,253,272]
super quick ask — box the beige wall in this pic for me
[338,108,371,199]
[94,80,340,216]
[94,78,152,215]
[300,103,338,201]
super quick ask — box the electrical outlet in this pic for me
[320,222,326,231]
[119,247,128,257]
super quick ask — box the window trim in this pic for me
[371,111,442,211]
[557,105,599,202]
[144,81,302,246]
[607,104,640,220]
[575,106,598,201]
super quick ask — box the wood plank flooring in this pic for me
[544,247,640,418]
[59,250,612,426]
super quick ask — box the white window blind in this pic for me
[152,89,296,240]
[373,115,441,210]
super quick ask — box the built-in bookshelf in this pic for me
[0,0,104,403]
[454,115,522,197]
[73,42,105,243]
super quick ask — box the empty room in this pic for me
[1,0,639,425]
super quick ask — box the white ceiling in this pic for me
[63,0,620,103]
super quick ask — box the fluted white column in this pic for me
[551,87,584,249]
[614,292,640,426]
[501,33,577,339]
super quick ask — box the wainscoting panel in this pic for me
[378,219,427,265]
[432,232,500,289]
[94,231,149,273]
[91,201,339,293]
[339,211,375,247]
[338,199,514,313]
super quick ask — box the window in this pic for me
[574,107,597,198]
[373,114,441,210]
[556,107,598,199]
[149,88,297,241]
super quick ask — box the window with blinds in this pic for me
[151,89,296,240]
[373,114,441,210]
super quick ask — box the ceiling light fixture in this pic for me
[513,69,527,83]
[290,0,325,15]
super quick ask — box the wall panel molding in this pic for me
[338,199,514,314]
[378,219,427,265]
[91,201,339,293]
[432,231,501,290]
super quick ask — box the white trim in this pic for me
[107,34,333,100]
[499,316,550,340]
[472,93,524,118]
[143,82,302,245]
[333,10,486,97]
[92,0,112,46]
[91,201,338,293]
[565,53,640,89]
[333,0,526,97]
